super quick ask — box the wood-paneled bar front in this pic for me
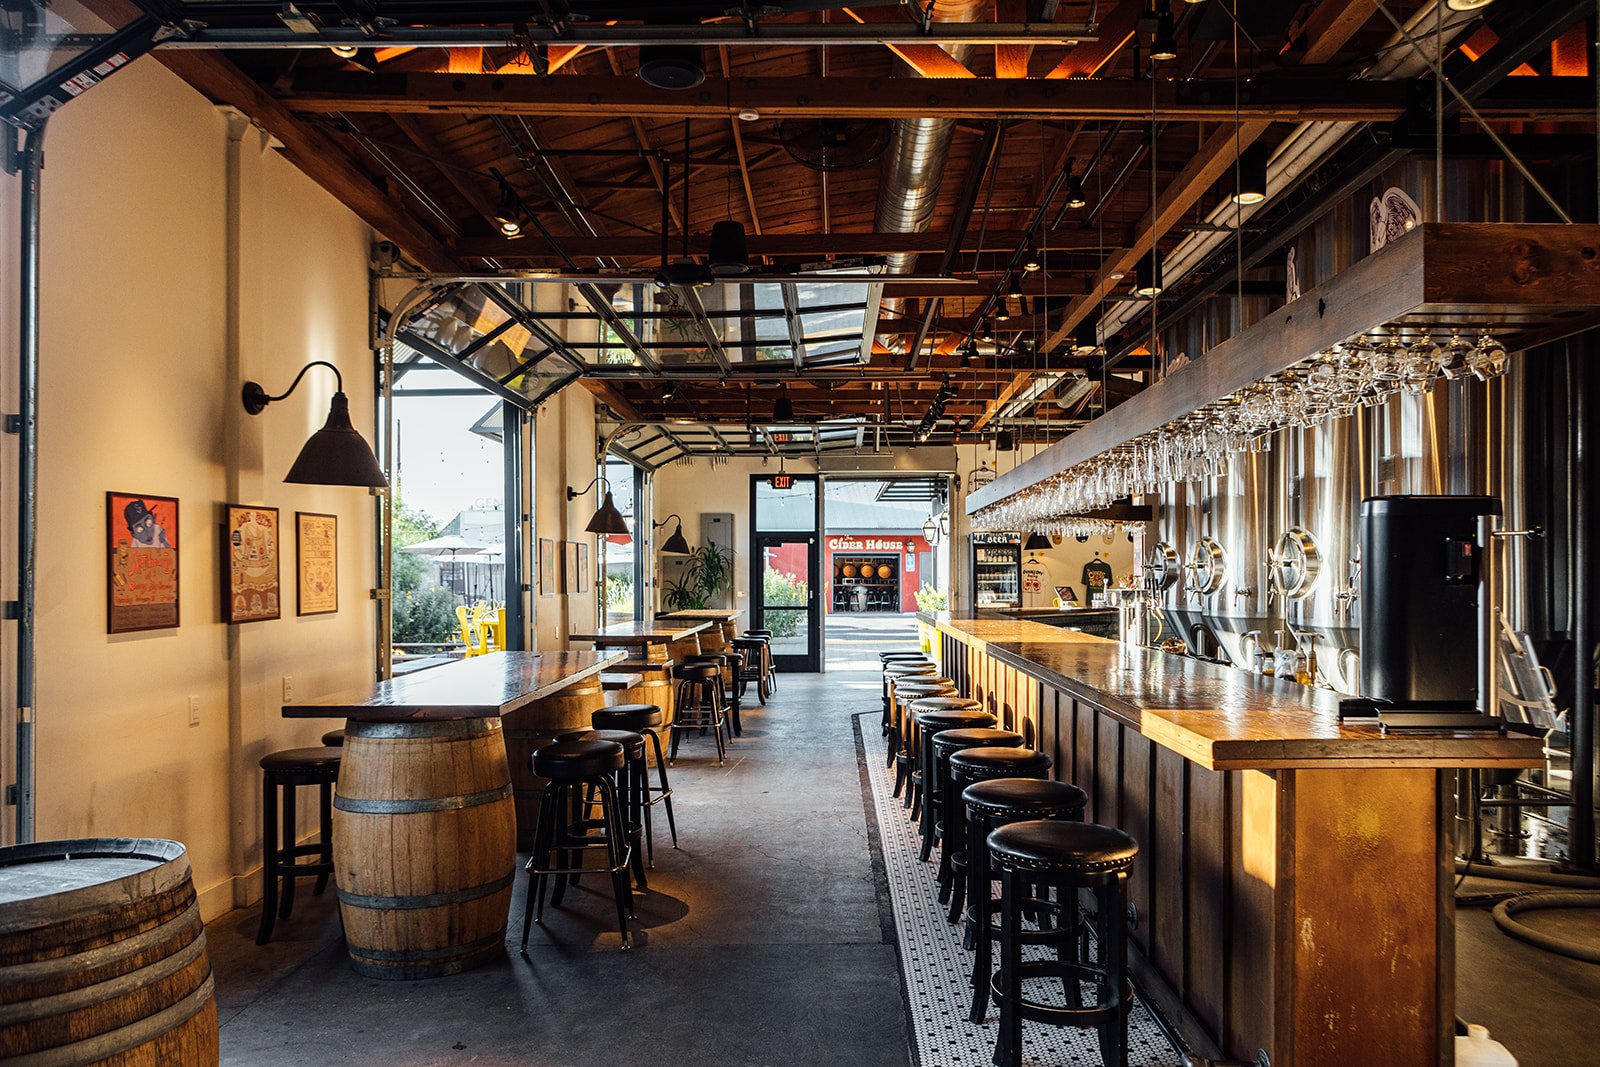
[922,613,1545,1067]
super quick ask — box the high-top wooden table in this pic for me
[281,650,623,979]
[657,609,741,652]
[570,619,711,665]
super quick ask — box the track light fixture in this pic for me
[1150,10,1178,62]
[995,297,1012,323]
[1022,241,1042,273]
[960,339,980,365]
[489,168,523,238]
[1231,143,1270,206]
[330,44,359,58]
[1134,249,1164,298]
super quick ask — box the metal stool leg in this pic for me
[256,773,279,945]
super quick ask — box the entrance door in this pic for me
[755,535,819,671]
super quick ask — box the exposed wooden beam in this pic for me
[838,6,978,77]
[77,0,456,272]
[719,47,763,239]
[1041,121,1272,353]
[390,114,497,222]
[1291,0,1378,67]
[604,51,685,237]
[1044,0,1141,78]
[279,73,1414,122]
[454,228,1116,260]
[995,0,1035,78]
[969,373,1033,431]
[582,378,644,421]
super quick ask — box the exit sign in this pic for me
[771,475,794,490]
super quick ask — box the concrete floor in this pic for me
[206,650,918,1066]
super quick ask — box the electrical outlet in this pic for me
[282,676,294,702]
[188,696,200,727]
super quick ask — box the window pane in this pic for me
[755,477,816,532]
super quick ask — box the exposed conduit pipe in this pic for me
[13,122,44,843]
[874,0,988,354]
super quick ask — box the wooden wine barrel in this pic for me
[0,837,219,1065]
[333,719,516,979]
[503,679,607,849]
[665,632,702,663]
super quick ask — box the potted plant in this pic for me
[663,541,734,611]
[913,584,948,653]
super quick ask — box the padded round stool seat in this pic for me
[933,727,1024,753]
[909,696,982,714]
[594,704,664,731]
[533,739,625,780]
[556,728,647,761]
[964,778,1088,820]
[320,729,345,747]
[949,746,1052,779]
[912,707,995,732]
[988,820,1138,874]
[261,746,342,772]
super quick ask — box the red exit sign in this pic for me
[771,475,794,490]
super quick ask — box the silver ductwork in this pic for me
[874,0,987,352]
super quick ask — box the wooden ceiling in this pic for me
[84,0,1592,448]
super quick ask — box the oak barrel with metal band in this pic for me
[333,718,516,979]
[502,678,607,849]
[0,837,219,1065]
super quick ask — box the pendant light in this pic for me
[1149,10,1178,62]
[1231,143,1270,206]
[708,220,750,275]
[1022,241,1042,273]
[996,429,1016,452]
[995,296,1012,322]
[567,477,630,535]
[1134,249,1163,297]
[489,168,523,238]
[773,384,795,422]
[1065,173,1088,209]
[1024,531,1053,552]
[242,361,388,487]
[1073,320,1101,354]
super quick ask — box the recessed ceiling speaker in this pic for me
[638,44,706,90]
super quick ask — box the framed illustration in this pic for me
[538,537,557,596]
[563,540,580,596]
[108,492,180,633]
[225,505,280,623]
[576,541,591,594]
[295,512,338,616]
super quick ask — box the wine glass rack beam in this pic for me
[966,223,1600,516]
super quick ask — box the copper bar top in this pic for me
[282,650,627,722]
[656,609,742,623]
[924,612,1546,772]
[570,620,711,645]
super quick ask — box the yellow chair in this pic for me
[480,608,506,653]
[456,605,486,657]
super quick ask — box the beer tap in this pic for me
[1334,545,1361,622]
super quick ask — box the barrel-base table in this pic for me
[283,650,624,980]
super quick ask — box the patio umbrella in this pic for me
[402,535,486,597]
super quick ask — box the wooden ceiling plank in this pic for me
[995,0,1035,78]
[605,51,686,237]
[720,47,764,237]
[454,228,1116,260]
[390,114,496,223]
[1044,0,1140,78]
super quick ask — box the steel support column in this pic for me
[13,122,44,843]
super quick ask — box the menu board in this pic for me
[295,512,338,616]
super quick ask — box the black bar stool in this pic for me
[683,652,743,737]
[962,778,1088,1024]
[944,746,1051,925]
[988,820,1139,1067]
[734,638,771,706]
[883,662,938,763]
[743,629,778,695]
[891,677,956,808]
[670,662,727,765]
[520,739,635,952]
[929,726,1024,897]
[555,728,651,889]
[256,745,341,945]
[907,699,993,860]
[880,655,933,737]
[320,728,345,747]
[593,704,678,860]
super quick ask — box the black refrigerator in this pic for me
[971,532,1022,609]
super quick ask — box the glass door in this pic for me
[755,535,819,670]
[751,474,821,672]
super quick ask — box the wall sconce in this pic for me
[652,513,691,554]
[568,476,629,535]
[241,360,387,487]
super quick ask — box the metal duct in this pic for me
[873,0,987,351]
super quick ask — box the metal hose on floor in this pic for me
[1456,860,1600,963]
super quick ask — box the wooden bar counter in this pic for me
[922,612,1545,1067]
[282,650,624,979]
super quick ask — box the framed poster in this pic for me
[225,505,280,623]
[563,541,580,596]
[538,538,557,596]
[576,542,590,594]
[108,493,180,633]
[295,512,338,616]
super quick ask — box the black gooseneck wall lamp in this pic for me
[568,476,630,535]
[652,514,692,555]
[241,360,388,488]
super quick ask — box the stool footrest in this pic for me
[522,844,633,878]
[990,960,1133,1027]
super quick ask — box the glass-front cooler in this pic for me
[971,532,1021,609]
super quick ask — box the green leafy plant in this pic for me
[760,568,808,638]
[663,541,734,611]
[605,572,634,612]
[913,583,948,612]
[392,586,459,645]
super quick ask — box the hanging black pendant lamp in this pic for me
[1150,11,1178,62]
[1134,248,1163,297]
[1066,173,1087,209]
[996,429,1016,452]
[1231,143,1270,206]
[773,385,795,422]
[1024,531,1053,552]
[242,361,388,487]
[708,220,751,275]
[1073,320,1101,354]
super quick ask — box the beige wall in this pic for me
[531,382,600,650]
[0,44,375,918]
